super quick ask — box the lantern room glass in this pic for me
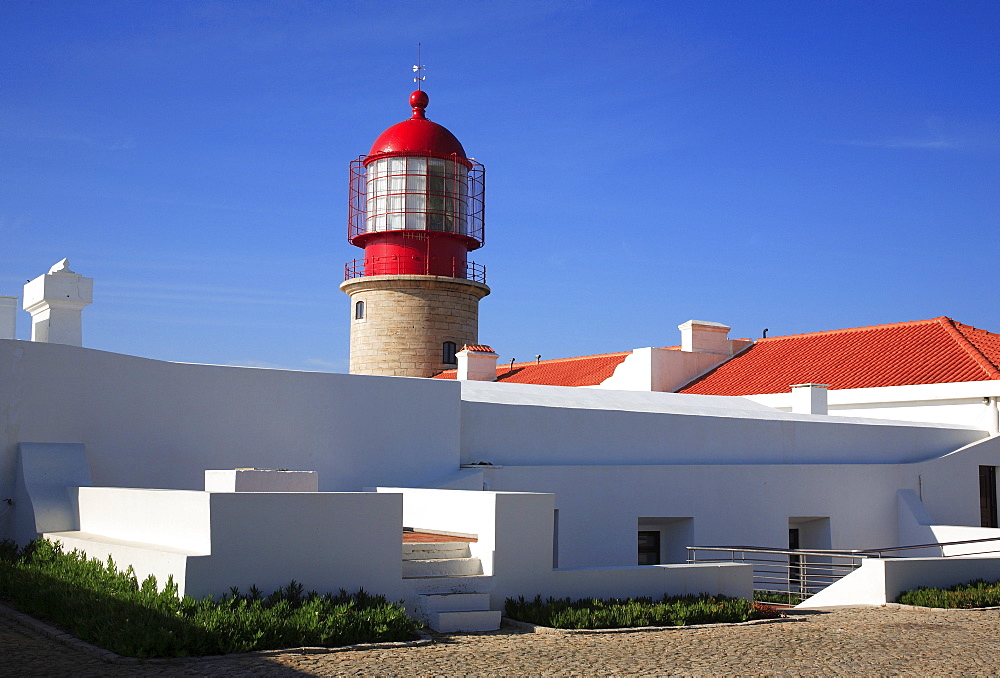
[365,157,469,234]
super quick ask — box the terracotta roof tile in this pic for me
[461,344,495,353]
[434,351,633,386]
[678,317,1000,396]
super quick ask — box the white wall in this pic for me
[378,487,752,606]
[801,556,1000,608]
[597,347,730,393]
[460,382,985,468]
[747,380,1000,431]
[479,435,1000,570]
[48,488,406,600]
[0,339,462,541]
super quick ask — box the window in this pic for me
[638,517,693,564]
[638,530,660,565]
[365,156,469,234]
[354,300,365,320]
[442,341,457,365]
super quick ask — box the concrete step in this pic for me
[404,574,495,594]
[403,557,483,578]
[403,542,472,561]
[418,592,491,613]
[428,609,502,633]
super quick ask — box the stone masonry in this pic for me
[340,275,490,377]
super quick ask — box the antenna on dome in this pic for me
[412,43,426,90]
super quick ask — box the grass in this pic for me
[504,593,780,630]
[896,579,1000,608]
[0,538,420,657]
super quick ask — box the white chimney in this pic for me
[457,345,498,381]
[22,259,93,346]
[790,383,829,415]
[678,320,732,355]
[0,295,17,339]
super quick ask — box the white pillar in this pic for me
[790,383,829,415]
[0,295,16,339]
[22,259,93,346]
[457,345,498,381]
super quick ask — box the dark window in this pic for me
[981,466,998,528]
[788,528,801,590]
[354,300,365,320]
[638,530,660,565]
[442,341,457,364]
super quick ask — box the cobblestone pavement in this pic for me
[4,606,1000,676]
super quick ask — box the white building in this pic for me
[4,91,1000,630]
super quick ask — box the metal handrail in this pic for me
[689,535,1000,559]
[687,536,1000,604]
[343,257,486,283]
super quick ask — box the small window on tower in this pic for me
[442,341,457,365]
[354,300,365,320]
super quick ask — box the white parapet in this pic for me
[0,295,16,339]
[204,468,319,492]
[22,258,93,346]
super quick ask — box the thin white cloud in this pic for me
[827,137,961,150]
[4,124,137,152]
[98,280,313,307]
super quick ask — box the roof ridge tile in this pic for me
[939,318,1000,380]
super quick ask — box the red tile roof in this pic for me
[462,344,495,353]
[434,350,633,386]
[678,317,1000,396]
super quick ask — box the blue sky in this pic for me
[2,1,998,371]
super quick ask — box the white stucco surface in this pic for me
[378,487,752,606]
[747,380,1000,431]
[597,347,730,393]
[204,468,319,492]
[48,488,406,600]
[459,381,985,467]
[800,556,1000,608]
[0,339,460,540]
[13,442,92,547]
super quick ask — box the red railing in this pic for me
[344,257,486,283]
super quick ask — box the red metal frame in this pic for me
[348,156,485,248]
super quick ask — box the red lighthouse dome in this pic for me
[346,90,485,280]
[367,91,468,161]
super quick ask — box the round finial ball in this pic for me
[410,90,429,109]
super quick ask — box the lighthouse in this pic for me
[340,89,489,377]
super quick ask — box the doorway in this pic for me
[980,466,998,528]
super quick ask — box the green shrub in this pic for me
[897,579,1000,608]
[0,538,420,657]
[753,590,806,605]
[504,593,763,629]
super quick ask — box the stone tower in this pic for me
[340,90,489,377]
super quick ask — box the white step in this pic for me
[403,542,471,560]
[419,592,491,613]
[403,557,483,578]
[404,574,495,594]
[428,609,501,633]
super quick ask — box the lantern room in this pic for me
[346,90,485,281]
